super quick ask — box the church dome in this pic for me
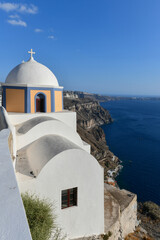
[5,56,59,87]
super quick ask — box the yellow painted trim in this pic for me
[55,91,62,112]
[6,89,25,113]
[30,90,51,113]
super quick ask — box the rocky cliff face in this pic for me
[137,202,160,239]
[64,97,121,179]
[65,98,112,128]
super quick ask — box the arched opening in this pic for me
[36,93,45,112]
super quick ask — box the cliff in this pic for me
[137,201,160,239]
[64,97,121,179]
[64,90,116,102]
[64,90,160,101]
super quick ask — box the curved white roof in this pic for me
[16,116,83,150]
[16,135,81,177]
[5,57,59,87]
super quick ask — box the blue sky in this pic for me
[0,0,160,96]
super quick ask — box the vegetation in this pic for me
[102,231,112,240]
[125,230,153,240]
[22,193,56,240]
[141,201,160,221]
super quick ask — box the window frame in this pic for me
[61,187,78,209]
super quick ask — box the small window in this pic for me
[61,187,77,209]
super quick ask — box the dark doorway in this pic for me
[36,94,45,112]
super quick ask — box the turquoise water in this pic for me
[101,100,160,204]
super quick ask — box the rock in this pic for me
[138,202,160,239]
[63,95,121,179]
[140,201,160,221]
[64,97,113,129]
[139,226,147,234]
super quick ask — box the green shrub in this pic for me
[142,201,160,221]
[22,193,56,240]
[103,231,112,240]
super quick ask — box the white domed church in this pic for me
[0,50,104,239]
[2,49,63,113]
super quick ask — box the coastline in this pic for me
[63,94,123,186]
[100,98,160,239]
[64,91,160,239]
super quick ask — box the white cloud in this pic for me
[0,3,38,14]
[18,4,38,14]
[9,14,19,18]
[35,28,43,33]
[48,35,54,39]
[0,3,17,12]
[7,19,27,27]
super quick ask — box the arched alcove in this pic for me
[35,93,45,112]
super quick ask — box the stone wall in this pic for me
[121,195,137,238]
[104,184,137,240]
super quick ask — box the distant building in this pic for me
[63,91,78,99]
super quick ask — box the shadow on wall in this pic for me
[0,107,8,131]
[0,107,14,161]
[8,132,14,161]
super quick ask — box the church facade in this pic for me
[1,50,105,239]
[2,49,63,113]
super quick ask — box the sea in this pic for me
[101,99,160,205]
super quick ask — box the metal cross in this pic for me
[28,49,35,58]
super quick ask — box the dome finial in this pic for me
[28,48,35,60]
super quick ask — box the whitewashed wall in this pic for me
[17,149,104,239]
[0,129,32,240]
[16,120,84,150]
[3,107,17,159]
[0,84,2,106]
[9,111,77,131]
